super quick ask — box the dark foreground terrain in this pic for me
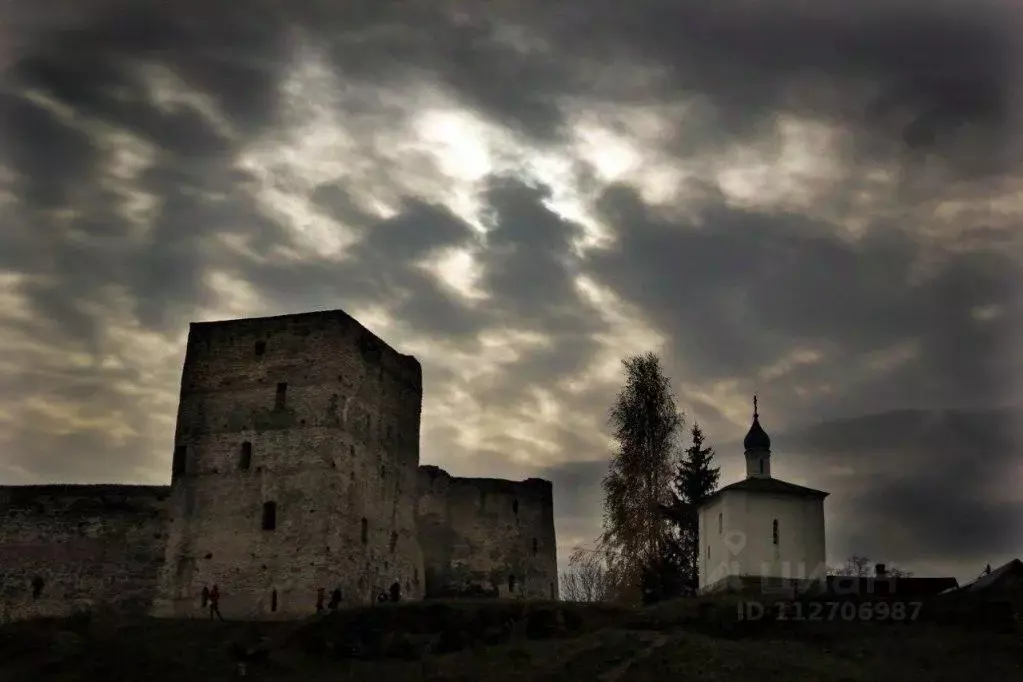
[0,596,1019,681]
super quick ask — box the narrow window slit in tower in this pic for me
[262,501,277,531]
[240,441,252,470]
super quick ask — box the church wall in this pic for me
[700,491,826,591]
[416,466,558,600]
[0,485,170,624]
[698,497,726,589]
[152,311,425,620]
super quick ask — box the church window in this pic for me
[240,441,252,470]
[512,499,519,515]
[718,513,722,534]
[262,501,277,531]
[254,340,266,356]
[759,459,764,474]
[772,519,779,546]
[275,383,288,410]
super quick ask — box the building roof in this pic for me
[954,558,1023,593]
[702,476,829,505]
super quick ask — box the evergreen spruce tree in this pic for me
[669,423,720,588]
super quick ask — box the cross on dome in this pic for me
[743,394,771,451]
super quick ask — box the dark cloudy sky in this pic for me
[1,0,1021,582]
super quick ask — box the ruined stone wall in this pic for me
[152,310,425,620]
[416,466,558,600]
[0,485,170,623]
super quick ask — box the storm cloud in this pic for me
[1,0,1021,580]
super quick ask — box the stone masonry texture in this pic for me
[417,466,559,601]
[0,485,170,622]
[0,309,558,622]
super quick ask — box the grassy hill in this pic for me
[0,596,1018,681]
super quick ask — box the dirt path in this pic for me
[597,633,671,682]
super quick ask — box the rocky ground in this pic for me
[0,595,1019,681]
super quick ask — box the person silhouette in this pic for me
[209,584,224,620]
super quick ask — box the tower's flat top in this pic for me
[190,308,355,327]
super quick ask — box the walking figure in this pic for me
[389,581,401,602]
[201,585,210,609]
[209,584,224,620]
[316,588,325,614]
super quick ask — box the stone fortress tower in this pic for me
[0,309,558,623]
[152,310,426,618]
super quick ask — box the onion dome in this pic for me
[743,395,771,451]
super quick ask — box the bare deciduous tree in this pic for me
[559,545,617,602]
[828,555,913,577]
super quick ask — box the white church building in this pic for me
[697,398,829,594]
